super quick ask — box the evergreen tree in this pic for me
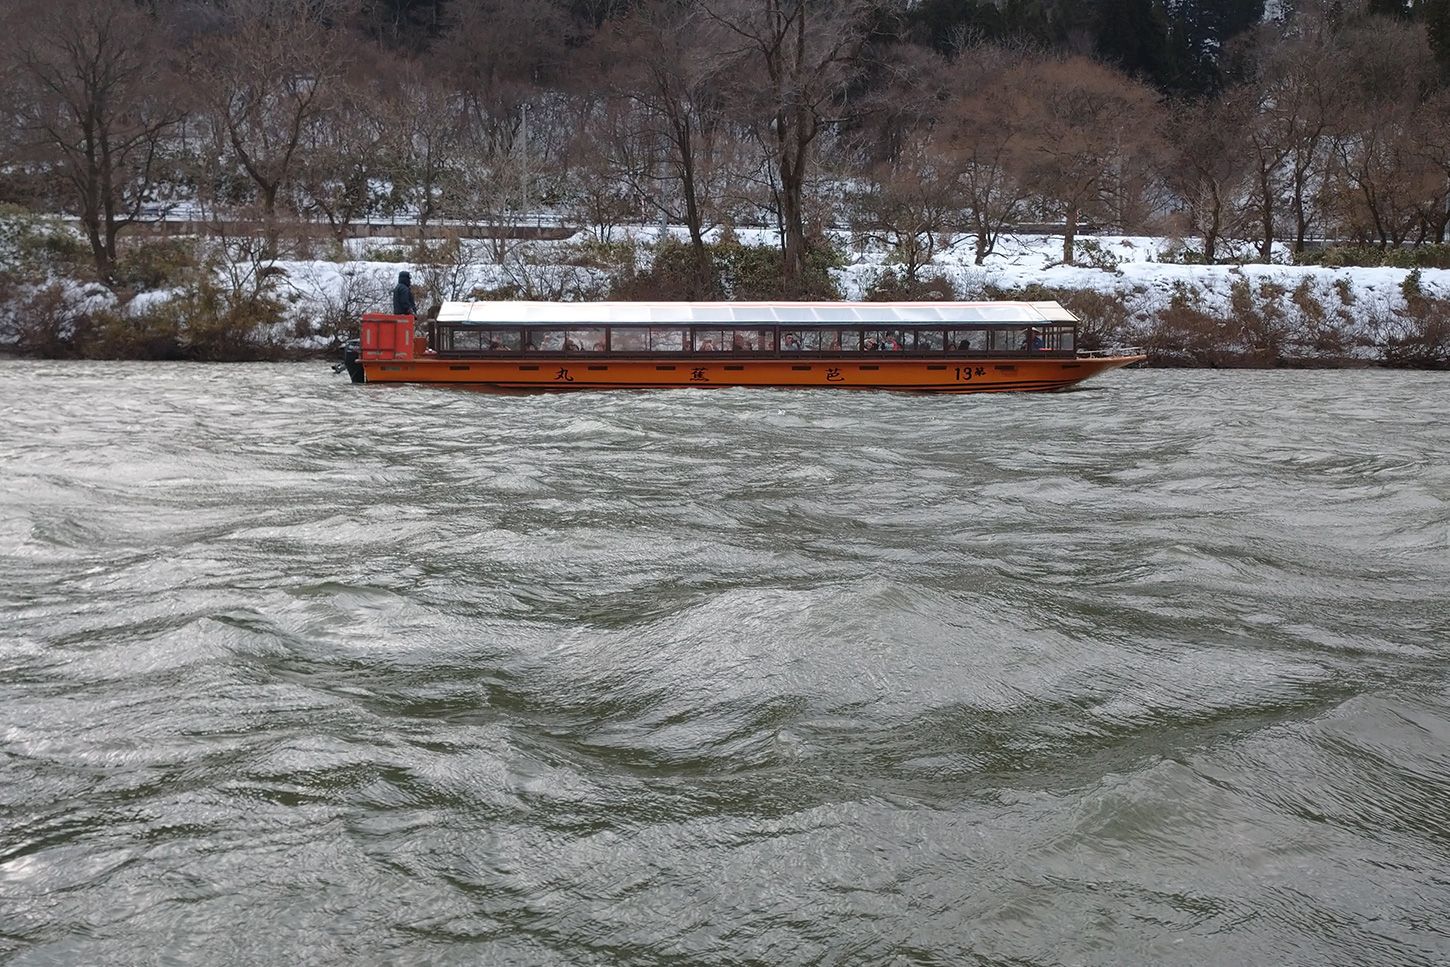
[1367,0,1412,16]
[358,0,450,52]
[1094,0,1172,80]
[1416,0,1450,71]
[1160,0,1267,94]
[900,0,1062,54]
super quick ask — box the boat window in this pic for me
[797,330,838,351]
[781,330,805,350]
[729,330,767,351]
[448,328,485,352]
[838,329,860,351]
[486,329,521,351]
[989,328,1023,352]
[650,327,688,351]
[693,329,726,351]
[526,328,568,351]
[862,329,905,351]
[914,329,945,351]
[947,329,981,352]
[611,327,649,351]
[569,329,605,351]
[610,326,687,351]
[523,328,604,351]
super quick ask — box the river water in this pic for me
[1,361,1448,966]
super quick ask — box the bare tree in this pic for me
[1164,95,1253,262]
[936,45,1034,265]
[8,0,185,283]
[1412,91,1450,244]
[355,0,448,53]
[593,1,730,286]
[435,145,526,265]
[1236,85,1297,262]
[563,95,647,242]
[1328,107,1433,248]
[1238,17,1346,256]
[839,39,951,170]
[384,61,466,237]
[297,68,390,241]
[1222,6,1417,260]
[707,0,879,292]
[435,0,568,161]
[849,146,959,284]
[1322,18,1442,248]
[190,0,346,231]
[1006,56,1163,265]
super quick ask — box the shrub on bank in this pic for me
[2,283,114,358]
[1,209,99,356]
[1294,244,1450,270]
[971,275,1381,367]
[861,269,958,302]
[718,231,845,301]
[147,277,286,361]
[468,243,610,303]
[113,238,201,292]
[0,206,89,277]
[77,302,187,360]
[1382,275,1450,368]
[610,237,720,300]
[606,232,844,302]
[1059,289,1136,352]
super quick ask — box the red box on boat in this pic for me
[360,314,415,360]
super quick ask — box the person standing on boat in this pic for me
[393,271,416,317]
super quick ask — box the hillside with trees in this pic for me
[1,0,1448,366]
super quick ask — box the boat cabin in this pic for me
[347,300,1142,392]
[426,300,1078,358]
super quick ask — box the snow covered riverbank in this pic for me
[6,217,1448,366]
[275,227,1450,367]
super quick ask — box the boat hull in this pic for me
[358,353,1143,393]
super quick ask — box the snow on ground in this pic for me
[834,231,1445,329]
[272,226,1448,353]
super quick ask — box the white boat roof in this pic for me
[435,300,1078,326]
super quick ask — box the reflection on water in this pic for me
[2,362,1449,965]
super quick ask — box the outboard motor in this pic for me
[332,338,364,383]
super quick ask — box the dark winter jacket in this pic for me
[393,271,416,316]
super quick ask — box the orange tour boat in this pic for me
[342,300,1144,393]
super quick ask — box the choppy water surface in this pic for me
[2,361,1448,966]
